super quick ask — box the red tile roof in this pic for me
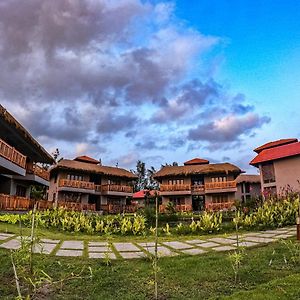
[74,155,99,164]
[254,138,298,153]
[132,190,159,199]
[250,141,300,166]
[184,158,209,165]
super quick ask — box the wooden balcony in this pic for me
[205,201,235,211]
[100,184,133,193]
[57,201,96,211]
[205,181,237,190]
[26,163,50,181]
[160,184,191,192]
[0,138,26,168]
[191,185,205,193]
[159,204,192,213]
[0,194,32,210]
[100,204,137,214]
[59,179,95,190]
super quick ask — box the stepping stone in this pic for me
[138,242,157,247]
[237,241,259,247]
[89,241,108,247]
[33,243,57,254]
[185,239,206,244]
[259,233,279,238]
[88,246,110,252]
[0,233,15,238]
[113,243,140,252]
[40,239,60,244]
[0,235,10,241]
[208,237,237,244]
[243,236,275,243]
[240,232,263,237]
[267,229,288,234]
[56,249,82,257]
[197,242,220,248]
[212,245,236,252]
[181,248,206,255]
[119,252,147,259]
[162,241,193,250]
[146,246,177,257]
[275,233,294,239]
[61,241,84,249]
[89,252,116,259]
[0,239,20,250]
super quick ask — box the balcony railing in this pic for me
[59,179,95,190]
[0,194,31,210]
[26,163,50,181]
[100,204,137,214]
[191,185,205,192]
[160,184,191,192]
[0,138,26,168]
[159,204,192,213]
[205,181,237,190]
[205,201,235,211]
[101,184,133,193]
[57,201,96,211]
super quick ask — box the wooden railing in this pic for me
[160,184,191,192]
[101,184,133,193]
[205,201,235,211]
[100,204,137,214]
[159,204,192,213]
[57,201,96,211]
[59,179,95,190]
[0,194,31,210]
[191,185,205,192]
[26,164,50,181]
[0,138,26,168]
[205,181,237,190]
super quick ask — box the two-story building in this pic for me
[153,158,242,212]
[48,156,137,213]
[235,174,261,202]
[0,105,54,209]
[250,138,300,196]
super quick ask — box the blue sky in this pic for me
[0,0,299,173]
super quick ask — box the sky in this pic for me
[0,0,299,173]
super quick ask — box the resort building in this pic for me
[250,138,300,196]
[48,156,137,213]
[0,105,53,209]
[153,158,242,212]
[235,174,261,202]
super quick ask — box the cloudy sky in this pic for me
[1,0,299,173]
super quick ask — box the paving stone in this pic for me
[259,233,279,238]
[267,229,289,234]
[146,246,177,257]
[113,243,140,252]
[275,233,294,239]
[240,232,263,237]
[0,233,15,238]
[208,237,237,244]
[88,241,108,247]
[56,249,83,257]
[0,235,10,241]
[33,243,57,254]
[138,242,157,247]
[40,238,60,244]
[181,248,206,255]
[0,239,20,250]
[88,246,110,252]
[119,252,147,259]
[242,236,275,243]
[162,241,193,249]
[238,241,259,247]
[212,245,236,252]
[197,242,220,248]
[185,239,207,244]
[89,252,116,259]
[61,241,84,249]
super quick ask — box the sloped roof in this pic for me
[51,159,137,179]
[254,138,298,153]
[250,142,300,166]
[133,190,159,199]
[153,163,242,179]
[0,105,54,164]
[184,158,209,165]
[74,155,99,164]
[236,174,261,184]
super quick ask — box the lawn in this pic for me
[1,236,300,299]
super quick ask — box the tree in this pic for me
[52,148,63,163]
[147,166,159,190]
[161,161,178,168]
[133,160,147,192]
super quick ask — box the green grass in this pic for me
[1,238,300,299]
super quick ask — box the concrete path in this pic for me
[0,226,296,260]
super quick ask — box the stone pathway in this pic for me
[0,226,296,260]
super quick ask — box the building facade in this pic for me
[250,138,300,196]
[0,105,53,208]
[235,174,261,202]
[153,158,242,212]
[48,156,137,212]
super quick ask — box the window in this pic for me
[168,179,184,185]
[54,174,57,183]
[67,174,84,181]
[261,163,275,183]
[212,194,228,203]
[211,176,227,183]
[52,193,56,202]
[169,197,185,205]
[245,183,250,193]
[16,185,27,197]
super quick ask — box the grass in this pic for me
[1,237,300,299]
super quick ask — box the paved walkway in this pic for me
[0,226,296,260]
